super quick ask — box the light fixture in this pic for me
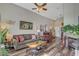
[32,3,47,12]
[6,32,13,42]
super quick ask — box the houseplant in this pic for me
[63,24,79,35]
[0,28,8,56]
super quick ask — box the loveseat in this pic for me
[13,34,33,50]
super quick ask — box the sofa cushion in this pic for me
[15,36,20,42]
[19,35,25,42]
[18,40,32,45]
[24,34,32,40]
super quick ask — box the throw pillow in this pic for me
[32,34,36,41]
[15,36,20,42]
[19,35,24,42]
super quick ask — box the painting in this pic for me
[20,21,33,30]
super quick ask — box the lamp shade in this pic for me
[6,33,13,42]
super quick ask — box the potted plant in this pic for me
[63,24,79,35]
[0,28,8,56]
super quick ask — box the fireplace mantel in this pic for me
[64,32,79,56]
[64,32,79,39]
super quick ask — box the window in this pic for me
[78,16,79,24]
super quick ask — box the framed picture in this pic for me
[20,21,33,30]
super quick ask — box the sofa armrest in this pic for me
[13,39,18,50]
[13,39,18,43]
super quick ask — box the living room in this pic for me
[0,3,79,56]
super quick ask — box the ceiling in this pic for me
[15,3,64,20]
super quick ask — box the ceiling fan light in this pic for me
[33,3,47,12]
[37,8,42,12]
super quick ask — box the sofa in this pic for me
[12,34,33,50]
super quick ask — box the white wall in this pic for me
[0,3,52,35]
[74,3,79,24]
[64,3,78,25]
[15,3,64,20]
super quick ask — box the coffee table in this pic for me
[26,40,47,48]
[26,40,47,55]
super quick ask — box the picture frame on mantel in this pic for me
[20,21,33,30]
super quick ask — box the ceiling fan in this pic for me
[32,3,47,12]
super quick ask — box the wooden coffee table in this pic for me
[26,40,47,56]
[26,40,47,48]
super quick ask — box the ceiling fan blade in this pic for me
[32,8,37,10]
[34,3,39,6]
[41,3,47,6]
[43,8,47,11]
